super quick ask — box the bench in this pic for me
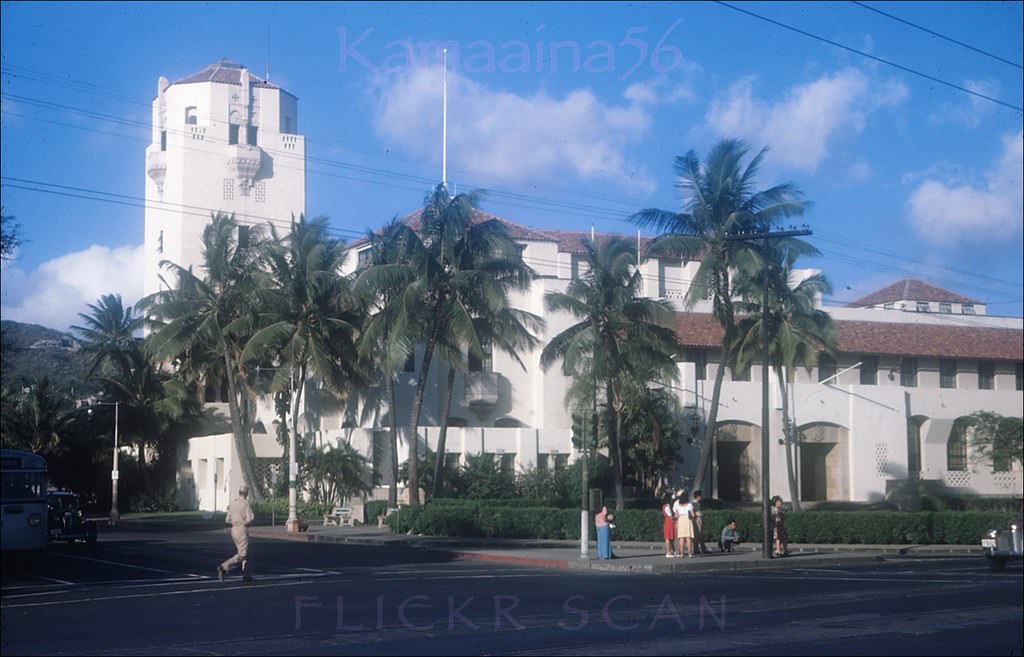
[323,506,355,527]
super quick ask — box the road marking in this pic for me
[46,551,203,577]
[1,577,352,609]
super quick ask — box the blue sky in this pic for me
[2,1,1022,331]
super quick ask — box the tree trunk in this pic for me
[407,333,439,507]
[607,381,625,511]
[776,367,802,512]
[290,364,308,488]
[431,367,457,500]
[222,346,262,502]
[692,327,733,496]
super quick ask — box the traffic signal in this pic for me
[571,413,586,449]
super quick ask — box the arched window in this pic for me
[185,106,198,125]
[946,418,969,472]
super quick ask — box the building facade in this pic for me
[143,59,305,299]
[159,64,1022,511]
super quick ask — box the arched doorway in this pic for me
[715,421,761,502]
[797,422,850,501]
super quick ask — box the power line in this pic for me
[3,87,1021,308]
[0,65,649,216]
[849,1,1023,71]
[714,1,1023,113]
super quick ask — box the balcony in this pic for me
[464,372,500,410]
[145,146,167,189]
[226,144,262,187]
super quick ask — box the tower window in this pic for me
[247,126,258,146]
[223,179,234,201]
[185,106,198,125]
[160,130,167,151]
[229,124,240,145]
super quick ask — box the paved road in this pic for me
[2,525,1021,656]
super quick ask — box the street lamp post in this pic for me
[110,401,120,525]
[85,400,121,525]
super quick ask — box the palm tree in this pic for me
[733,246,835,510]
[143,213,269,499]
[631,139,811,496]
[366,185,538,506]
[540,237,682,510]
[92,343,201,480]
[241,215,364,522]
[355,219,423,508]
[7,377,70,455]
[71,294,141,378]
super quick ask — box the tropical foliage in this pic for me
[632,139,812,494]
[967,411,1023,472]
[540,237,683,509]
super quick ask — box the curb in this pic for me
[247,527,977,573]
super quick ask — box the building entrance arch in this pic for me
[797,422,850,501]
[714,421,761,502]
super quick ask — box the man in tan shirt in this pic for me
[217,485,254,582]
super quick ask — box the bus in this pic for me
[1,449,49,559]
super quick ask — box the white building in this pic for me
[141,60,305,510]
[158,64,1022,511]
[316,217,1023,507]
[143,59,305,299]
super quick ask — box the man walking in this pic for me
[218,485,254,582]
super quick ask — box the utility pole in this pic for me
[726,226,812,559]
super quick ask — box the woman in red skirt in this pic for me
[662,495,677,557]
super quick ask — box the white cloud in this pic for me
[704,69,908,173]
[907,130,1024,247]
[370,67,657,192]
[0,244,143,332]
[929,79,999,129]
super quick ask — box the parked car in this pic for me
[981,514,1023,572]
[47,491,97,548]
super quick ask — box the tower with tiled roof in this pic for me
[848,277,985,315]
[143,59,306,298]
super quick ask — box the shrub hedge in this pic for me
[251,499,329,527]
[383,501,1013,545]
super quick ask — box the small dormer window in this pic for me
[185,106,198,125]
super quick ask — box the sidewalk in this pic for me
[248,523,980,573]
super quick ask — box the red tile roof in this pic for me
[848,278,980,307]
[833,320,1021,360]
[674,312,1023,361]
[173,59,280,91]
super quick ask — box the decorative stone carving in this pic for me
[146,145,167,189]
